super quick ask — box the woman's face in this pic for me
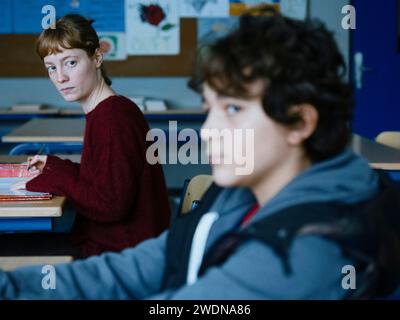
[44,48,101,103]
[201,82,295,189]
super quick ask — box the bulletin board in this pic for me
[0,18,197,77]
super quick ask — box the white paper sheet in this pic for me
[126,0,180,55]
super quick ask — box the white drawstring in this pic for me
[186,212,219,285]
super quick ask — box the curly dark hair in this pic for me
[190,13,354,162]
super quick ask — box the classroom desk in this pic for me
[0,196,65,218]
[1,115,205,144]
[0,108,60,116]
[0,155,69,232]
[0,196,65,232]
[2,118,84,143]
[1,114,205,143]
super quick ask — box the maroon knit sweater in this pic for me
[27,95,171,257]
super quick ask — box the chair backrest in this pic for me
[180,174,213,215]
[0,256,72,271]
[375,131,400,149]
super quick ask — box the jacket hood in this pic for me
[255,149,379,221]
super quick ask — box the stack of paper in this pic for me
[0,164,52,201]
[145,99,167,111]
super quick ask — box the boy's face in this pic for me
[201,82,294,189]
[43,48,101,104]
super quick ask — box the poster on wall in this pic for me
[54,0,87,17]
[11,0,125,34]
[0,0,12,33]
[13,0,55,33]
[180,0,229,18]
[78,0,125,33]
[126,0,180,55]
[98,32,127,60]
[54,0,125,32]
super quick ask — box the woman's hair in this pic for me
[36,14,112,86]
[190,12,354,162]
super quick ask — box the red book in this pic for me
[0,164,52,201]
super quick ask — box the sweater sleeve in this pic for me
[26,108,143,223]
[0,231,167,300]
[34,155,80,178]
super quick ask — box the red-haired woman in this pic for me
[13,14,170,257]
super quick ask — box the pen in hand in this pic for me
[27,144,46,171]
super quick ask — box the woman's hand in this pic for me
[11,155,48,190]
[27,155,48,174]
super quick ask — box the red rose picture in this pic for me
[140,4,166,27]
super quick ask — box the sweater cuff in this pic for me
[26,156,73,194]
[26,172,57,193]
[43,155,79,177]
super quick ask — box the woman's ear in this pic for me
[286,104,318,145]
[94,48,103,68]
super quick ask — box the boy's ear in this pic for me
[286,104,318,145]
